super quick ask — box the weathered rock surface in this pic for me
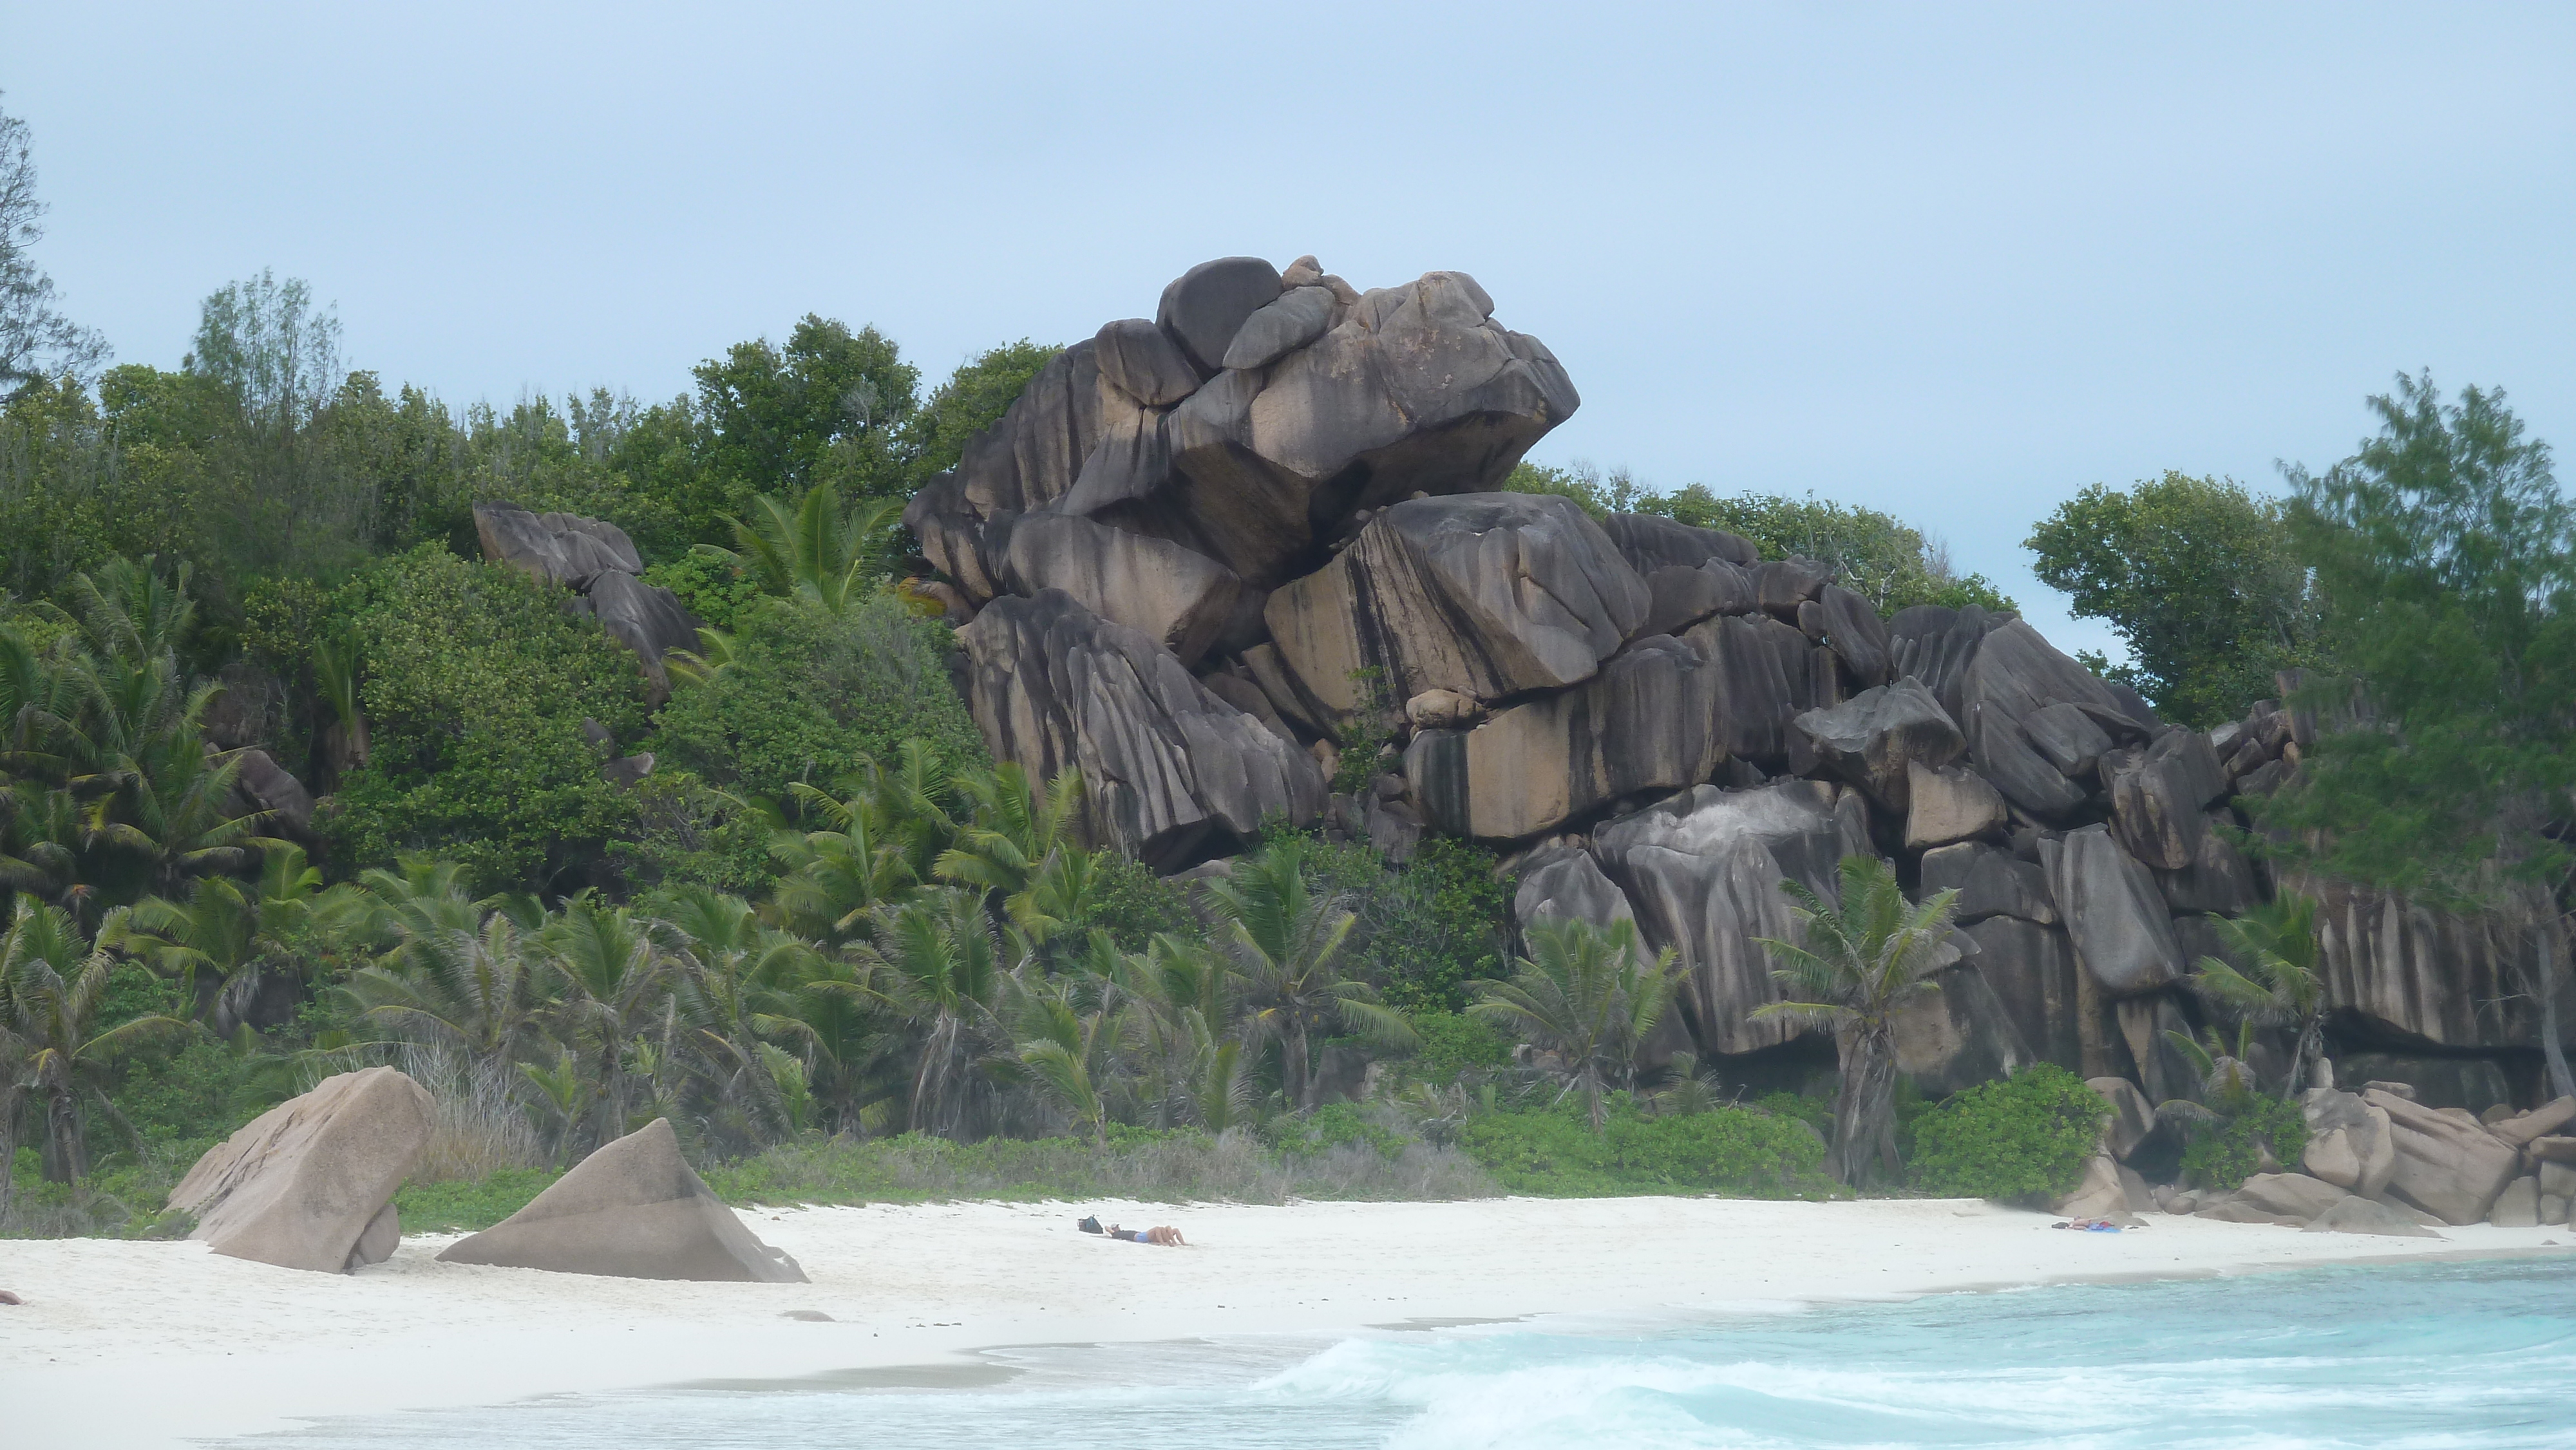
[2041,825,2184,997]
[957,591,1325,869]
[1792,678,1963,811]
[2050,1152,2136,1223]
[1887,604,2007,725]
[227,748,316,836]
[1094,317,1200,406]
[2088,1077,2157,1161]
[1406,634,1721,840]
[1222,285,1336,371]
[994,513,1247,666]
[1513,845,1636,930]
[2492,1097,2576,1149]
[1809,585,1892,687]
[1892,963,2031,1097]
[2488,1176,2542,1227]
[2367,1087,2523,1225]
[2200,1171,2349,1226]
[1963,916,2084,1071]
[2300,1088,2397,1198]
[2155,811,2260,916]
[1921,842,2056,924]
[1593,781,1871,1055]
[1683,612,1842,767]
[1158,256,1283,375]
[1639,560,1758,637]
[1264,493,1648,715]
[169,1066,433,1274]
[2302,1194,2441,1238]
[438,1119,806,1282]
[1905,761,2009,849]
[2022,702,2114,777]
[2102,728,2229,870]
[2286,871,2574,1053]
[582,570,703,700]
[475,504,698,701]
[1598,513,1759,573]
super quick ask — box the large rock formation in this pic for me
[1591,781,1873,1055]
[957,591,1326,870]
[437,1118,806,1282]
[169,1066,432,1274]
[920,254,2575,1119]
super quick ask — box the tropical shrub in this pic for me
[1906,1064,2109,1201]
[2177,1086,2310,1192]
[330,545,648,890]
[650,592,985,806]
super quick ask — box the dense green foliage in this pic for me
[2175,1086,2310,1192]
[2025,471,2318,726]
[1905,1065,2108,1200]
[649,594,984,814]
[1506,462,2015,616]
[1454,1095,1830,1197]
[1294,833,1513,1014]
[331,546,650,891]
[2260,375,2576,1099]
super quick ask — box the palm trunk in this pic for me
[43,1086,84,1183]
[0,1095,17,1223]
[1287,1022,1312,1112]
[1832,1031,1899,1187]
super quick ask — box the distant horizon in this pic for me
[9,1,2570,662]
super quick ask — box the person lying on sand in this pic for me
[1077,1216,1186,1245]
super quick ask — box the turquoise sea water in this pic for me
[222,1258,2576,1449]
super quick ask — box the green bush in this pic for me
[1405,1010,1513,1081]
[1289,831,1513,1014]
[1067,851,1197,952]
[650,592,985,805]
[1270,1102,1408,1161]
[1456,1097,1829,1198]
[2178,1087,2311,1192]
[330,545,649,890]
[1906,1064,2109,1200]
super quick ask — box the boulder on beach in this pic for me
[169,1066,433,1274]
[437,1118,807,1282]
[2301,1194,2441,1239]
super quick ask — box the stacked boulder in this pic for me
[168,1066,433,1273]
[475,504,701,703]
[920,254,2576,1119]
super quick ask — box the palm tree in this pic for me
[341,903,554,1080]
[1471,916,1681,1130]
[1207,842,1416,1111]
[936,762,1089,948]
[2183,894,2327,1098]
[3,903,194,1182]
[853,887,1012,1138]
[1014,979,1116,1144]
[1753,854,1960,1187]
[538,895,687,1154]
[696,485,904,616]
[1116,933,1249,1131]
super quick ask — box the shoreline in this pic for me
[5,1195,2570,1448]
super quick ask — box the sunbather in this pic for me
[1077,1215,1185,1245]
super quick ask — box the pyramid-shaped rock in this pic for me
[437,1118,806,1282]
[169,1065,432,1274]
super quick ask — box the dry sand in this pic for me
[3,1195,2570,1448]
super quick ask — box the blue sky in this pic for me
[8,1,2570,661]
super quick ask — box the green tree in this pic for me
[0,93,110,393]
[2025,472,2317,725]
[330,545,647,890]
[1470,916,1681,1129]
[693,317,920,510]
[696,484,904,616]
[2265,373,2576,1100]
[1753,855,1958,1187]
[649,594,985,813]
[2183,895,2327,1100]
[3,903,193,1181]
[898,340,1060,484]
[1207,841,1416,1111]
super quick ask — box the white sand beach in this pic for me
[3,1196,2570,1449]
